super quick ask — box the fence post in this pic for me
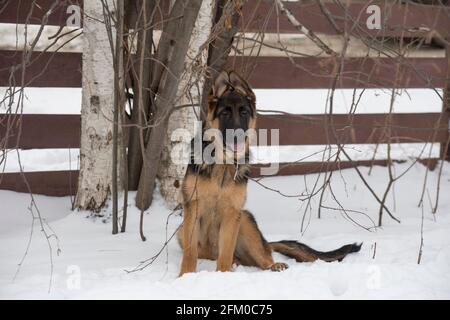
[443,43,450,161]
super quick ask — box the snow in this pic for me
[2,143,441,173]
[2,148,80,172]
[1,87,443,115]
[256,88,443,114]
[1,162,450,299]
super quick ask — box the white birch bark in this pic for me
[158,0,215,206]
[74,0,116,211]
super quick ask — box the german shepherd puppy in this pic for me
[178,71,361,276]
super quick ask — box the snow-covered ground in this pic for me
[1,161,449,299]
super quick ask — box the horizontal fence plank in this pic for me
[1,1,449,37]
[0,170,78,196]
[252,159,438,177]
[1,114,80,149]
[1,113,446,149]
[0,0,171,29]
[252,160,391,177]
[0,0,79,26]
[258,113,449,145]
[2,159,436,196]
[229,56,448,89]
[0,159,439,196]
[1,51,447,88]
[0,51,81,87]
[240,1,450,37]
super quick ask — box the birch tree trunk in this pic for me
[157,0,215,206]
[74,0,116,211]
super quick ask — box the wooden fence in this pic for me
[0,0,449,196]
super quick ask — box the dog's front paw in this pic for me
[270,262,289,272]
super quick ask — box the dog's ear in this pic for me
[228,71,252,95]
[212,71,230,98]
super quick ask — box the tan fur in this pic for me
[178,158,259,274]
[178,71,286,276]
[178,164,285,275]
[177,70,360,276]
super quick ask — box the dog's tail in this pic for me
[269,240,362,263]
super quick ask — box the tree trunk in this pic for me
[200,0,243,116]
[135,0,203,210]
[74,0,117,212]
[158,0,215,206]
[127,0,155,191]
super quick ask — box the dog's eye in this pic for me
[240,108,249,116]
[219,109,231,117]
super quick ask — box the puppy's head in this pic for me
[207,71,256,156]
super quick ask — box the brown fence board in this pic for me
[1,114,80,149]
[0,51,81,87]
[252,160,391,177]
[0,158,438,196]
[0,0,171,29]
[253,159,439,177]
[228,56,448,89]
[0,159,438,196]
[258,113,449,145]
[1,51,447,88]
[1,1,449,37]
[0,0,81,27]
[0,170,78,196]
[1,113,446,149]
[0,159,415,196]
[240,1,450,37]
